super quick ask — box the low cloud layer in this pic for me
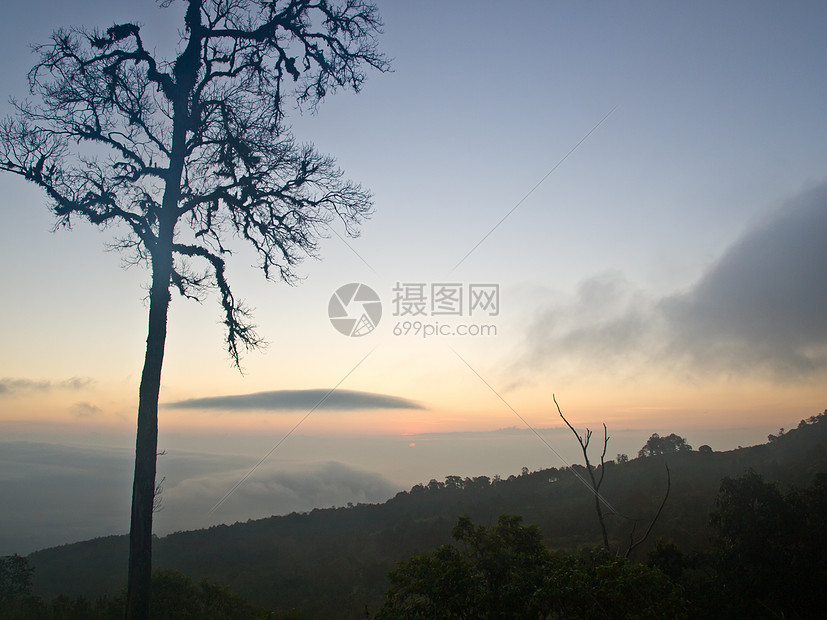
[159,460,398,532]
[0,442,133,556]
[0,376,94,396]
[0,442,399,556]
[524,182,827,380]
[165,389,426,412]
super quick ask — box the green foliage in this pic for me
[645,538,686,582]
[707,470,827,618]
[0,554,33,603]
[642,470,827,619]
[376,515,687,619]
[0,569,271,620]
[146,569,269,619]
[638,433,692,458]
[377,515,551,619]
[551,548,687,620]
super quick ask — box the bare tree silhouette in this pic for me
[554,395,670,557]
[555,395,611,549]
[0,1,387,617]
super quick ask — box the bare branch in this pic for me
[152,476,166,514]
[202,0,389,113]
[597,423,608,491]
[555,394,610,549]
[555,395,671,556]
[625,464,671,558]
[172,241,262,366]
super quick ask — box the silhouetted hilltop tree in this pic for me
[638,433,692,457]
[0,1,387,617]
[769,408,826,443]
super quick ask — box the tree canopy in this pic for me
[638,433,692,458]
[377,514,687,619]
[1,0,387,360]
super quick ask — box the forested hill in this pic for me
[26,412,827,618]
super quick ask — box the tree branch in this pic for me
[625,464,671,558]
[172,241,262,366]
[555,394,610,549]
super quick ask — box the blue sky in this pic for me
[0,1,826,553]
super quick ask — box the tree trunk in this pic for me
[593,483,610,550]
[125,249,172,620]
[125,6,200,616]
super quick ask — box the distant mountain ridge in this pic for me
[26,411,827,618]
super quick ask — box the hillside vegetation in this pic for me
[12,411,827,618]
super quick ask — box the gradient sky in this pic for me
[1,1,826,553]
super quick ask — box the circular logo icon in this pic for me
[328,283,382,337]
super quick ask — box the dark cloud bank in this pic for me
[165,389,425,412]
[525,181,827,380]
